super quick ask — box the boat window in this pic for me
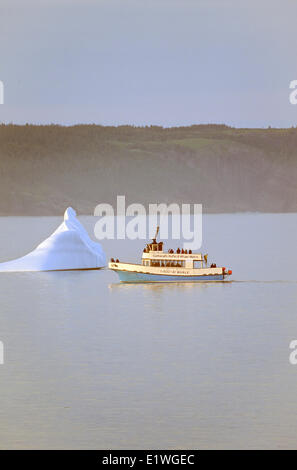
[194,261,202,268]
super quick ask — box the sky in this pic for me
[0,0,296,127]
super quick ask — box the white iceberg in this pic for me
[0,207,106,272]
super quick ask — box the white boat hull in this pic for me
[115,270,225,283]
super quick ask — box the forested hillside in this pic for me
[0,124,297,214]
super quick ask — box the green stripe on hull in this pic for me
[114,270,225,283]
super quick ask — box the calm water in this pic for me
[0,214,296,449]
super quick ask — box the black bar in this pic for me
[0,449,295,466]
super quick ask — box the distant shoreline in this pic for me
[1,124,296,215]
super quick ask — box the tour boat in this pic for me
[109,227,232,283]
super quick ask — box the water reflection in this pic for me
[108,280,232,293]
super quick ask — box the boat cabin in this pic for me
[142,244,204,269]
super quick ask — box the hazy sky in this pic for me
[0,0,296,127]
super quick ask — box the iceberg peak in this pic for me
[64,207,76,220]
[0,208,106,272]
